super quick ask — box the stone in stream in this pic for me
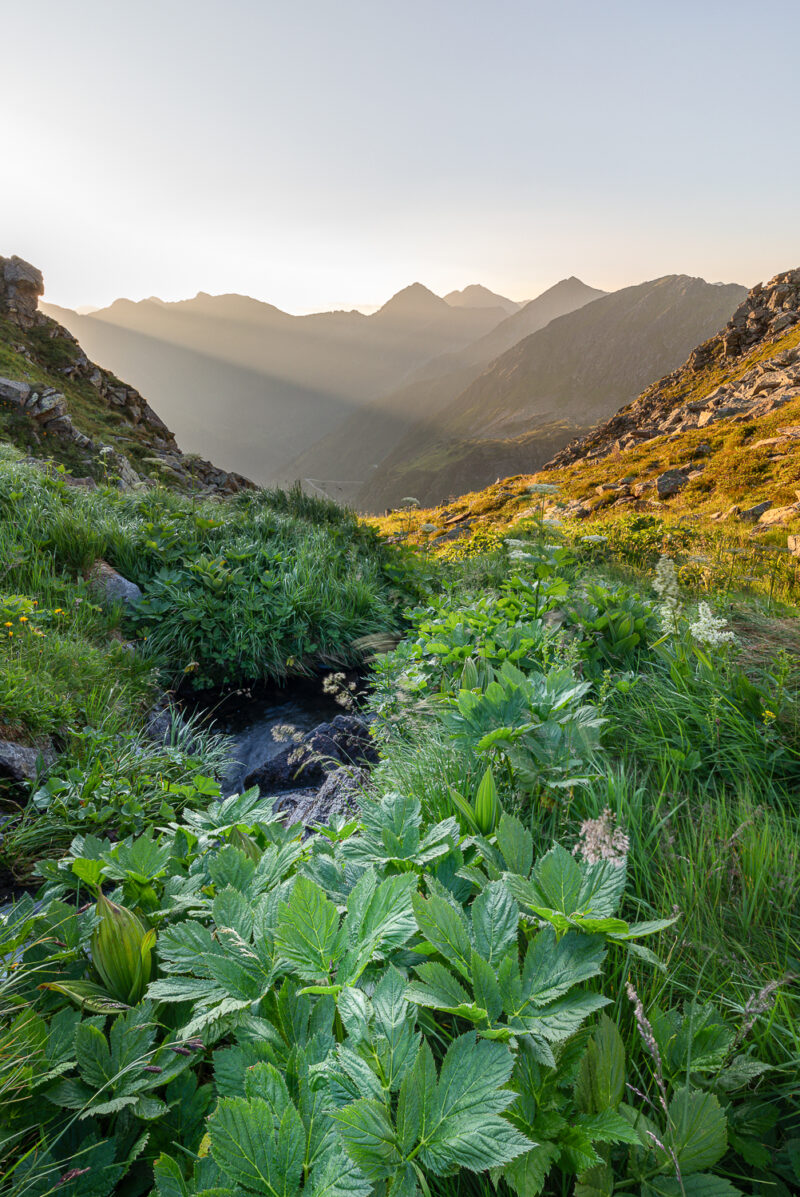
[274,767,368,832]
[244,714,376,793]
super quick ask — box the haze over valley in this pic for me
[45,271,745,508]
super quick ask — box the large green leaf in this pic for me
[575,1013,627,1113]
[471,881,518,965]
[208,1093,305,1196]
[276,876,345,983]
[411,891,472,980]
[666,1088,728,1175]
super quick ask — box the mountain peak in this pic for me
[377,282,448,317]
[444,284,521,314]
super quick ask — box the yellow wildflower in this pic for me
[18,616,28,623]
[3,622,11,627]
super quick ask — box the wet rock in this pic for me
[244,745,327,793]
[306,714,378,767]
[279,767,368,831]
[244,708,378,794]
[0,738,54,784]
[87,559,143,607]
[244,714,376,794]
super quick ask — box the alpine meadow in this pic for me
[2,4,799,1197]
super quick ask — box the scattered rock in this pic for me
[546,268,800,471]
[86,559,143,607]
[655,469,689,498]
[739,500,773,522]
[788,535,800,556]
[0,738,55,784]
[758,503,800,526]
[245,714,376,794]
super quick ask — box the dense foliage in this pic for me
[1,459,799,1197]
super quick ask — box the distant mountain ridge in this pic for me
[356,274,747,511]
[444,284,522,314]
[283,277,606,486]
[43,283,513,484]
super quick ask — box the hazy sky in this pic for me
[4,0,799,312]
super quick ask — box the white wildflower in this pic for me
[573,807,629,866]
[689,602,737,648]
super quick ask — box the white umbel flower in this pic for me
[689,601,737,647]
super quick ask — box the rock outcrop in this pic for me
[0,254,254,496]
[547,269,800,470]
[0,257,44,328]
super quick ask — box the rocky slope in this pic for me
[371,267,800,554]
[0,255,251,493]
[548,268,800,469]
[358,275,745,511]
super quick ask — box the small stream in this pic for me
[186,675,350,796]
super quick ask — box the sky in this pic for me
[4,0,799,313]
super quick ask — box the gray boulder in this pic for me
[739,500,772,522]
[0,738,54,784]
[244,714,376,794]
[87,559,143,607]
[655,469,688,499]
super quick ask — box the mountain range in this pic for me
[43,273,746,510]
[42,284,519,485]
[357,275,746,510]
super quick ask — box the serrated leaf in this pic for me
[665,1088,728,1175]
[470,950,503,1022]
[502,1142,560,1197]
[396,1039,436,1153]
[276,876,345,983]
[212,886,254,941]
[407,962,472,1011]
[471,881,518,964]
[496,812,533,878]
[411,891,472,980]
[574,1162,614,1197]
[514,992,609,1041]
[209,1094,305,1195]
[575,1013,626,1114]
[332,1098,403,1179]
[522,928,606,1007]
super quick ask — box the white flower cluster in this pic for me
[573,807,630,867]
[653,554,682,632]
[688,601,737,648]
